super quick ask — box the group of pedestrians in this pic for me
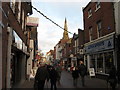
[33,61,120,90]
[34,63,62,90]
[71,61,87,87]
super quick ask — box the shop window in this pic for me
[90,55,96,70]
[104,52,114,74]
[97,53,104,73]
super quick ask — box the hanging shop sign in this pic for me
[85,37,114,53]
[26,17,39,27]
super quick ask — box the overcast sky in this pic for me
[31,0,91,55]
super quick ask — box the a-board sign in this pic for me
[89,68,95,76]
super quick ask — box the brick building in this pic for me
[1,1,32,88]
[83,2,116,78]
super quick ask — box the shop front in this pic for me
[84,34,116,79]
[10,30,28,87]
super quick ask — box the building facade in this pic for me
[114,1,120,71]
[83,2,116,78]
[26,17,39,78]
[2,1,32,88]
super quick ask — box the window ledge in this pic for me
[95,7,100,12]
[88,14,92,18]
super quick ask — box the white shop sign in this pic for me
[89,68,95,76]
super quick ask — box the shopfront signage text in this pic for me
[85,37,114,53]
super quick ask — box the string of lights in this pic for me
[27,2,74,35]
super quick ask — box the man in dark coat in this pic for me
[107,65,117,90]
[49,66,59,90]
[72,67,79,86]
[34,63,49,90]
[78,61,87,87]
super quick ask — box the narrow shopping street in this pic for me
[1,1,120,90]
[16,70,109,89]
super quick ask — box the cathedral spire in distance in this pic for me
[63,18,69,40]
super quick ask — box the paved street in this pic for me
[15,70,120,89]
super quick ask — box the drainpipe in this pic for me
[6,27,12,88]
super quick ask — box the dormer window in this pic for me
[88,8,92,18]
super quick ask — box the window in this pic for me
[104,52,114,74]
[90,55,96,69]
[18,1,21,23]
[97,53,104,73]
[89,27,92,41]
[97,20,102,37]
[88,8,92,18]
[95,2,100,11]
[10,0,16,13]
[22,10,24,30]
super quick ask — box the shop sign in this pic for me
[85,37,114,53]
[26,17,39,27]
[89,68,95,76]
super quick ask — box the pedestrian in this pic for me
[72,66,79,87]
[107,65,117,90]
[78,61,87,87]
[34,63,49,90]
[48,66,59,90]
[56,64,62,85]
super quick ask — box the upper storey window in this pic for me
[88,8,92,18]
[97,20,102,38]
[10,0,16,13]
[95,2,101,12]
[18,1,21,23]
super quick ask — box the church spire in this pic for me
[63,18,69,40]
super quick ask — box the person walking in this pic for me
[34,63,49,90]
[56,64,62,85]
[78,61,87,87]
[49,66,59,90]
[107,65,117,90]
[72,66,79,87]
